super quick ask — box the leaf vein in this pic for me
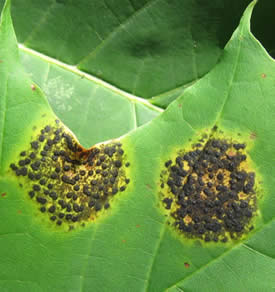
[242,243,275,261]
[24,1,57,45]
[77,0,161,65]
[144,225,166,292]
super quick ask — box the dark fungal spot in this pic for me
[92,193,100,200]
[102,171,108,177]
[9,121,130,230]
[31,141,39,150]
[163,198,173,210]
[34,173,41,180]
[30,163,39,172]
[43,145,50,151]
[233,143,245,150]
[47,139,54,147]
[74,185,80,191]
[48,205,56,213]
[66,204,72,212]
[10,163,18,171]
[39,135,45,142]
[51,173,58,180]
[72,215,79,222]
[73,203,80,212]
[49,191,58,200]
[88,200,95,208]
[56,220,62,226]
[65,214,72,221]
[80,170,86,176]
[40,150,47,156]
[40,206,46,213]
[91,180,97,186]
[58,212,65,218]
[165,160,172,168]
[25,158,31,165]
[19,160,25,166]
[112,187,118,195]
[95,202,102,211]
[33,184,41,192]
[52,155,58,161]
[63,165,70,171]
[44,190,50,196]
[20,167,28,176]
[58,200,66,208]
[50,215,57,221]
[36,197,47,204]
[29,152,36,159]
[112,169,118,177]
[160,135,258,243]
[120,186,126,192]
[61,175,75,185]
[45,125,51,132]
[114,160,122,168]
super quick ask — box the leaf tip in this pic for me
[0,0,11,24]
[240,0,258,32]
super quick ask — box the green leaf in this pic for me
[18,47,161,147]
[0,0,253,104]
[0,0,51,174]
[120,1,275,290]
[0,0,163,146]
[1,1,275,292]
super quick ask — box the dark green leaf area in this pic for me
[9,120,130,230]
[160,131,257,243]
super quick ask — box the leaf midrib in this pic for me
[18,44,163,114]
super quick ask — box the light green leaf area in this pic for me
[19,48,161,148]
[1,2,275,292]
[0,3,51,175]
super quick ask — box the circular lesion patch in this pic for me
[160,130,259,243]
[9,120,131,230]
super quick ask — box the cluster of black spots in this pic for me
[10,120,130,230]
[160,137,257,243]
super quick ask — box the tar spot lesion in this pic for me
[9,120,131,230]
[159,130,258,243]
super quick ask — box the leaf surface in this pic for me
[1,1,275,292]
[0,0,253,104]
[18,48,161,147]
